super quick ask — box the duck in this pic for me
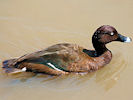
[2,25,132,75]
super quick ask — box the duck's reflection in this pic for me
[95,53,127,91]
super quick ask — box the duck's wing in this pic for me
[4,43,90,74]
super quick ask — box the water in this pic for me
[0,0,133,100]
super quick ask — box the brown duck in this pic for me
[2,25,132,75]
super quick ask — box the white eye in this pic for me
[110,32,114,36]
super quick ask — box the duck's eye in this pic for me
[110,32,114,36]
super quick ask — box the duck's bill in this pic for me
[116,34,132,43]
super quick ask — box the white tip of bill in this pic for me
[124,37,132,43]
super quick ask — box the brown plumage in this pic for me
[2,25,132,75]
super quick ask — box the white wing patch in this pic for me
[47,63,62,71]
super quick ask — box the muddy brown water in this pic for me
[0,0,133,100]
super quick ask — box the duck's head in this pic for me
[92,25,132,55]
[92,25,132,44]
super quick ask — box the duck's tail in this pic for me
[2,59,19,73]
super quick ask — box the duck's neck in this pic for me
[92,39,108,56]
[92,38,112,67]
